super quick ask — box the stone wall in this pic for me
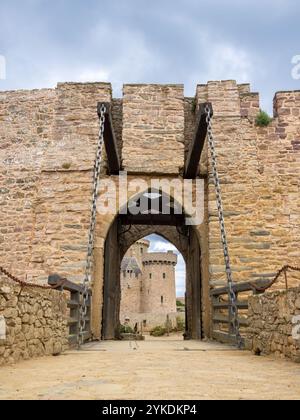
[247,288,300,362]
[121,271,142,316]
[0,82,112,284]
[0,277,68,366]
[195,81,300,290]
[1,80,300,341]
[0,88,56,281]
[122,84,185,174]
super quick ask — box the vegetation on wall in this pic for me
[255,110,273,127]
[62,162,72,170]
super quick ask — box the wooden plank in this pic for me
[119,213,186,226]
[48,274,83,293]
[212,331,245,347]
[213,315,249,327]
[67,300,80,309]
[210,279,271,297]
[68,318,78,326]
[97,102,121,175]
[48,274,93,296]
[67,300,91,309]
[211,283,253,296]
[69,331,91,346]
[212,301,248,310]
[184,102,213,179]
[68,316,90,326]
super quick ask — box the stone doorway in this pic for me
[119,234,186,338]
[101,190,203,341]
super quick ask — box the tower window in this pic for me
[161,296,164,304]
[140,248,144,254]
[163,273,166,279]
[149,273,152,279]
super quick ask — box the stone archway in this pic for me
[101,189,204,340]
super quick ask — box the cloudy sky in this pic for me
[0,0,300,112]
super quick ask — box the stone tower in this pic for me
[126,239,150,268]
[141,251,177,314]
[120,242,178,328]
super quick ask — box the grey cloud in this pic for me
[0,0,299,111]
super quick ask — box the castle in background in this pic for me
[120,239,180,331]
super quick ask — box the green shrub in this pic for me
[255,110,272,127]
[62,162,72,170]
[150,326,167,337]
[175,317,185,332]
[119,324,134,334]
[176,300,185,307]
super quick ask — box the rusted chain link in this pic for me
[205,105,243,349]
[250,265,300,293]
[78,103,106,348]
[0,266,65,290]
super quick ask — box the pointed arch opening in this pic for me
[119,234,186,338]
[101,188,203,341]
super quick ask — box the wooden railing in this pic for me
[210,279,272,346]
[48,274,92,347]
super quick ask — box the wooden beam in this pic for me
[213,315,249,327]
[97,102,121,175]
[212,331,245,347]
[119,213,186,227]
[184,102,213,179]
[48,274,92,295]
[210,279,271,297]
[212,300,249,310]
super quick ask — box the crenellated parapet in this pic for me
[142,251,178,267]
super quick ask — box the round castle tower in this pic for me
[141,251,177,314]
[125,239,150,268]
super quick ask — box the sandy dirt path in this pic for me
[0,335,300,400]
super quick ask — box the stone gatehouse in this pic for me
[0,80,300,343]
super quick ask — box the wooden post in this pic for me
[48,274,92,347]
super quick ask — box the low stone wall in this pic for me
[0,277,69,366]
[247,288,300,362]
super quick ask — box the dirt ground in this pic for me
[0,334,300,400]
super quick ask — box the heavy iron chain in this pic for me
[250,264,300,293]
[205,105,243,349]
[0,266,65,290]
[78,103,106,348]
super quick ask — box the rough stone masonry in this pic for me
[0,276,68,365]
[247,287,300,362]
[0,80,299,346]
